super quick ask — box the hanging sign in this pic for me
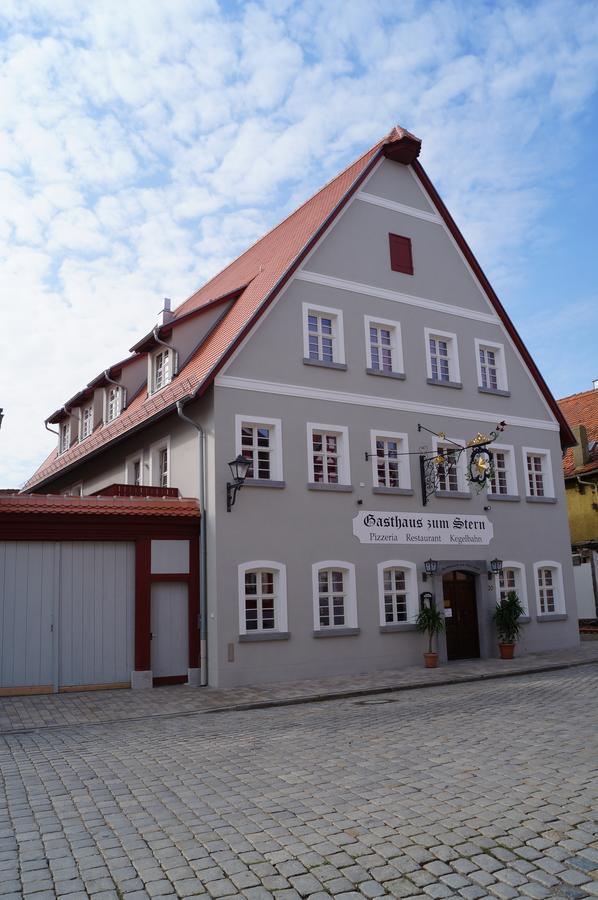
[352,511,493,545]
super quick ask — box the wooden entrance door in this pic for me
[442,570,480,660]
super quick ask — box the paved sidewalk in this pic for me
[2,643,597,735]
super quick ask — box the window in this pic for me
[238,562,288,636]
[151,348,173,393]
[80,404,93,440]
[496,562,529,616]
[523,448,555,499]
[377,561,418,626]
[126,453,143,486]
[364,316,404,375]
[533,562,565,616]
[370,431,411,491]
[307,423,351,486]
[389,233,414,275]
[105,386,122,423]
[488,444,518,497]
[235,416,283,482]
[158,448,168,488]
[302,303,345,366]
[425,329,460,385]
[133,459,142,486]
[150,438,170,488]
[312,562,357,631]
[59,421,71,454]
[434,438,467,494]
[475,340,508,393]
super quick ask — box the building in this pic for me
[16,125,579,690]
[558,384,598,620]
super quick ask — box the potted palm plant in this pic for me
[493,590,525,659]
[415,601,445,668]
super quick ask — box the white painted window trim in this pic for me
[306,422,351,485]
[104,385,122,423]
[495,561,529,616]
[487,443,518,496]
[474,338,508,392]
[149,436,171,488]
[364,315,404,373]
[377,560,418,625]
[533,561,565,616]
[235,415,283,481]
[369,430,411,489]
[302,302,346,364]
[312,561,357,630]
[432,436,468,493]
[125,451,145,486]
[424,327,461,382]
[149,346,174,394]
[58,420,71,455]
[522,447,555,498]
[79,403,94,441]
[238,561,288,635]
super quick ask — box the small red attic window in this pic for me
[389,233,414,275]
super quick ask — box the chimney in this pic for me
[593,378,598,390]
[158,298,174,326]
[572,424,589,469]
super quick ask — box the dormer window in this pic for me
[105,386,122,423]
[59,421,71,455]
[152,348,172,393]
[80,404,93,440]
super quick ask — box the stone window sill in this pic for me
[526,496,557,504]
[244,479,285,489]
[303,358,347,371]
[536,614,568,622]
[435,490,470,499]
[313,627,360,638]
[379,623,418,633]
[478,386,511,398]
[239,631,290,642]
[426,378,463,389]
[366,368,406,380]
[486,493,520,502]
[373,486,414,496]
[308,483,353,492]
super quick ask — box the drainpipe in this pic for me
[44,420,59,436]
[576,475,598,495]
[176,400,207,686]
[104,369,127,410]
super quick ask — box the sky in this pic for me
[1,0,597,488]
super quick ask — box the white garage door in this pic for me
[0,541,135,693]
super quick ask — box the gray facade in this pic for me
[30,155,579,688]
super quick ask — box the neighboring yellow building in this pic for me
[558,385,598,620]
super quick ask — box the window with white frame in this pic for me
[59,421,71,454]
[151,348,173,393]
[302,304,345,365]
[235,416,283,482]
[534,562,565,616]
[312,562,357,630]
[370,431,411,490]
[475,340,508,392]
[126,454,143,486]
[105,386,122,423]
[158,447,168,487]
[238,562,288,636]
[364,316,403,374]
[523,448,555,498]
[377,561,418,626]
[488,444,518,497]
[80,404,93,440]
[307,424,350,485]
[150,439,170,488]
[425,329,460,384]
[434,438,467,493]
[496,562,529,616]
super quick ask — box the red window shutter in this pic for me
[389,233,414,275]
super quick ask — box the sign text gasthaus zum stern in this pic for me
[353,511,494,545]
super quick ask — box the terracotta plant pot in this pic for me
[423,652,439,668]
[499,643,515,659]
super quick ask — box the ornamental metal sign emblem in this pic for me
[352,511,494,546]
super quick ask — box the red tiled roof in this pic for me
[23,124,574,491]
[0,494,200,517]
[558,388,598,478]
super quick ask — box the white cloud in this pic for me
[0,0,597,486]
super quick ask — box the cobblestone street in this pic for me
[1,666,597,900]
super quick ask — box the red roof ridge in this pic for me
[558,387,598,403]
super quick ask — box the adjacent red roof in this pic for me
[23,125,574,491]
[0,494,200,517]
[558,388,598,478]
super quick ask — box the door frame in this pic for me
[427,560,490,661]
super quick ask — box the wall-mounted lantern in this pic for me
[422,557,438,581]
[226,455,252,512]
